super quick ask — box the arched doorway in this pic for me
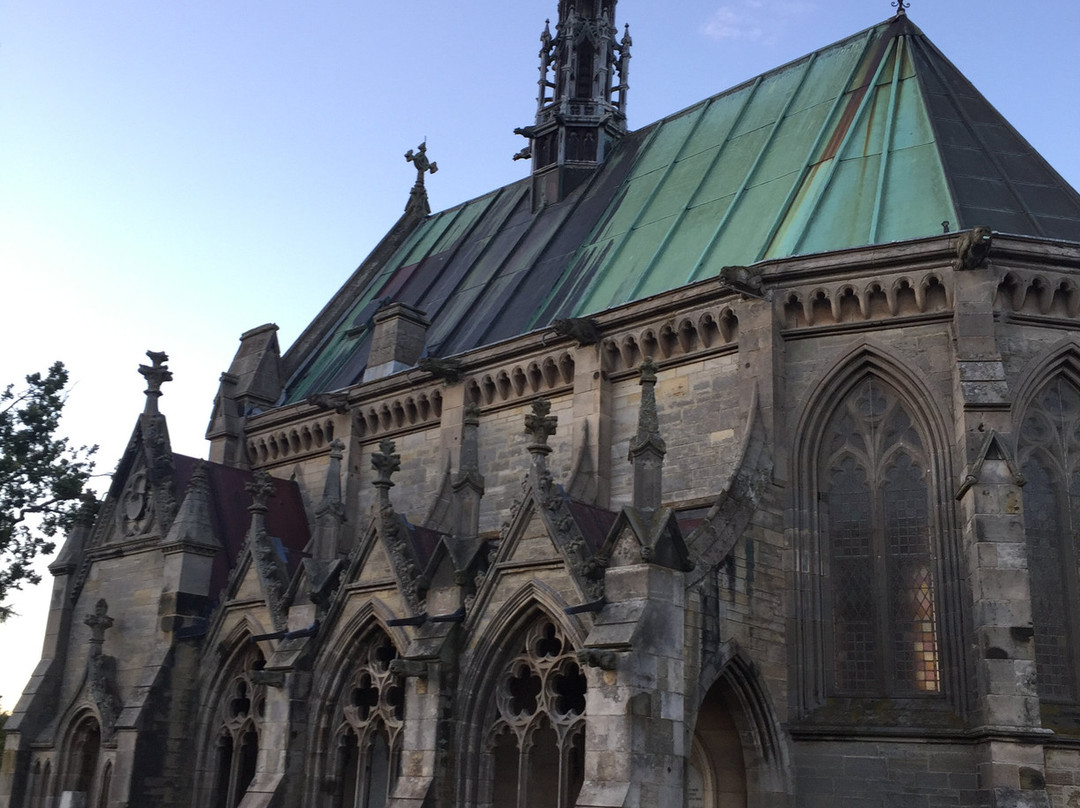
[688,678,747,808]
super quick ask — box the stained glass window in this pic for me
[821,377,940,696]
[1018,377,1080,703]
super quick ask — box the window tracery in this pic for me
[486,619,586,808]
[212,647,265,808]
[329,627,404,808]
[1018,376,1080,703]
[819,377,940,696]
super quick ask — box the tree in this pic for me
[0,362,96,620]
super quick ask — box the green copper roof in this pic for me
[281,14,1080,403]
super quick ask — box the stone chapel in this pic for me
[4,2,1080,807]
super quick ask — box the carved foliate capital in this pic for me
[372,439,401,489]
[525,398,558,456]
[245,470,276,513]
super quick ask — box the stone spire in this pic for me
[313,438,347,558]
[244,470,288,631]
[162,461,220,550]
[516,0,631,207]
[628,357,666,511]
[452,404,485,540]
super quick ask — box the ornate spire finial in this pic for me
[891,0,910,15]
[138,350,172,415]
[525,398,558,458]
[85,598,114,648]
[245,470,276,514]
[372,438,401,498]
[405,141,438,188]
[404,141,438,216]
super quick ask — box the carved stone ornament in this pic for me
[525,398,558,456]
[85,599,120,738]
[246,470,277,513]
[118,469,153,537]
[552,317,602,346]
[534,467,605,600]
[379,504,423,615]
[953,226,992,270]
[405,141,438,188]
[417,356,463,384]
[138,350,173,399]
[717,265,765,298]
[372,439,402,490]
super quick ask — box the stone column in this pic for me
[579,563,687,808]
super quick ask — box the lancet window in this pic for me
[60,715,103,805]
[1018,376,1080,703]
[819,376,940,696]
[212,647,266,808]
[329,627,404,808]
[486,618,586,808]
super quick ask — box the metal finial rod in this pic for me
[891,0,910,14]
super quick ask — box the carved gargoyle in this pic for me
[717,265,764,298]
[552,317,602,346]
[418,356,463,384]
[953,226,992,270]
[306,392,349,413]
[577,648,618,671]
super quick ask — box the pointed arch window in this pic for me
[211,647,266,808]
[820,377,940,696]
[329,627,404,808]
[1018,376,1080,703]
[60,715,103,805]
[485,618,586,808]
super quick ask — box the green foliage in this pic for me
[0,362,96,620]
[0,710,7,757]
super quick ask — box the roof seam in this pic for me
[755,28,878,262]
[686,52,820,285]
[792,34,899,254]
[621,76,766,304]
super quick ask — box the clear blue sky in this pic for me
[1,0,1077,707]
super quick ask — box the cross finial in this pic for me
[138,350,173,415]
[891,0,910,15]
[405,141,438,189]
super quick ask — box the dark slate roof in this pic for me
[281,14,1080,403]
[172,454,311,601]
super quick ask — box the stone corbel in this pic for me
[389,659,429,679]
